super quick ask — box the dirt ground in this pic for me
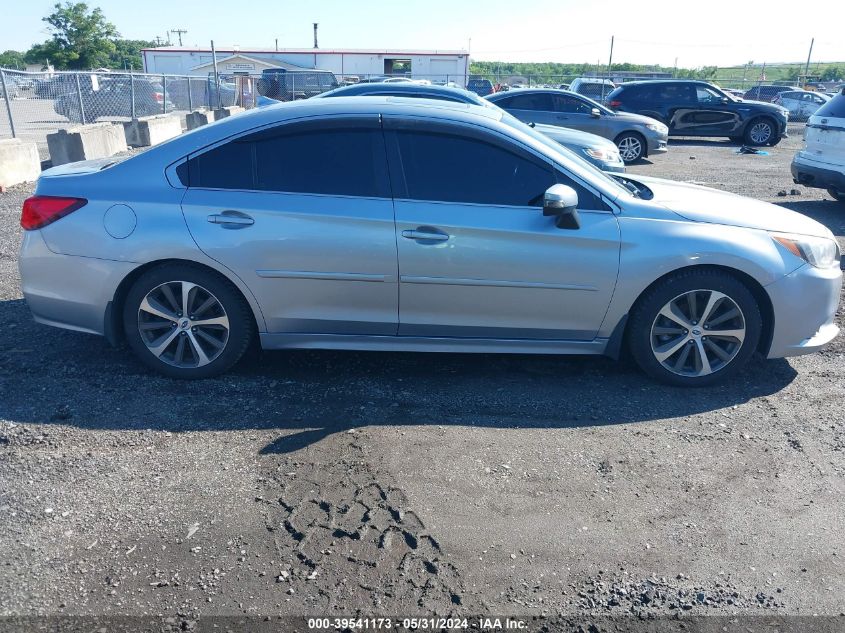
[1,124,844,632]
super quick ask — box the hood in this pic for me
[533,123,617,149]
[41,156,129,177]
[631,175,834,238]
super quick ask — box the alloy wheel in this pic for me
[617,136,643,162]
[649,289,746,377]
[137,281,230,368]
[748,121,772,144]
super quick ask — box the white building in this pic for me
[141,47,470,85]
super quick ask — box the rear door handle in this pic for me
[401,228,450,242]
[207,211,254,227]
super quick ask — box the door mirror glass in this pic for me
[543,184,580,229]
[590,107,601,118]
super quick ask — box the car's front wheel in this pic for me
[616,132,646,163]
[123,263,254,379]
[744,118,778,146]
[628,269,762,387]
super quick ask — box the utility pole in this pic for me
[275,38,278,51]
[313,23,318,49]
[803,37,814,86]
[171,29,188,46]
[154,35,164,46]
[604,35,614,101]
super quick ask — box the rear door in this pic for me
[385,118,620,340]
[496,92,557,126]
[179,115,399,335]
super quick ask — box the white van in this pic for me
[792,86,845,202]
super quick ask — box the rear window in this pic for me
[815,91,845,118]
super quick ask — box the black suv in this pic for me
[467,77,494,97]
[606,80,789,145]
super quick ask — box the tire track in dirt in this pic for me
[260,430,478,614]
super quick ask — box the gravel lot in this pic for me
[1,125,844,630]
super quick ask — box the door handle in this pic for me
[207,211,254,227]
[401,228,449,242]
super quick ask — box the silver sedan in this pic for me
[487,88,669,163]
[18,97,841,386]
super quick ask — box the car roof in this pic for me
[319,82,480,103]
[141,96,503,163]
[487,88,587,98]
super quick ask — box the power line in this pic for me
[171,29,188,47]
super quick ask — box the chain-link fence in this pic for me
[0,69,246,156]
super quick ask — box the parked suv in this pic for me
[467,77,494,96]
[569,78,616,101]
[606,80,789,145]
[792,87,845,203]
[54,77,172,122]
[742,85,794,103]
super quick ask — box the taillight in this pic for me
[609,100,622,108]
[154,92,163,103]
[21,196,87,230]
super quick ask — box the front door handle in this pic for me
[207,211,254,227]
[401,228,450,242]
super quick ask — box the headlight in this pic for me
[646,123,668,133]
[583,147,621,163]
[772,233,841,268]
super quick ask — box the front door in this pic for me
[384,120,620,340]
[180,116,399,335]
[550,93,609,137]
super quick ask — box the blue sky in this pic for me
[1,0,843,68]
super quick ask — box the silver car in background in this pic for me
[773,90,831,122]
[487,88,668,163]
[18,97,841,386]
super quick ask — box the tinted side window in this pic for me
[554,95,593,113]
[186,127,388,197]
[395,131,554,206]
[657,84,694,102]
[503,93,555,111]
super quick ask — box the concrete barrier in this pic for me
[124,114,182,147]
[0,138,41,188]
[47,123,127,166]
[212,106,245,121]
[186,110,213,130]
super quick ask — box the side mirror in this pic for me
[721,97,729,104]
[590,107,601,118]
[543,184,580,229]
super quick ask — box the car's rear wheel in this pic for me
[628,269,762,387]
[123,263,253,379]
[828,187,845,203]
[744,117,777,146]
[616,132,646,163]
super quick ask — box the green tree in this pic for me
[109,39,155,71]
[26,2,119,70]
[0,50,25,69]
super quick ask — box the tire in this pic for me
[743,117,777,146]
[628,269,762,387]
[829,188,845,203]
[616,132,646,164]
[123,263,254,379]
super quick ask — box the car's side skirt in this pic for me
[259,333,610,355]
